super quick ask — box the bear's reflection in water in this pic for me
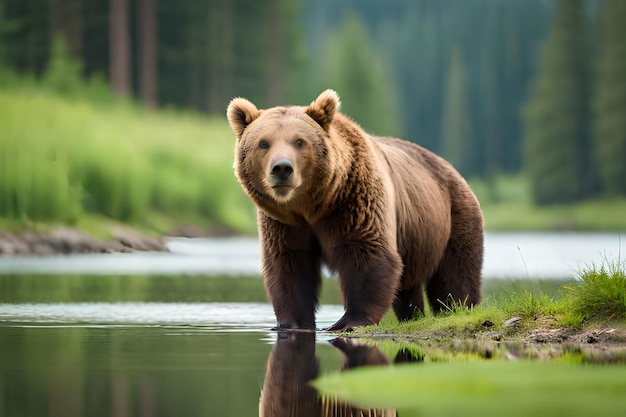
[259,332,402,417]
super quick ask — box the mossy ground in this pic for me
[348,263,626,363]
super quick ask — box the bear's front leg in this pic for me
[325,243,402,332]
[259,215,322,330]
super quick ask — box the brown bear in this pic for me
[227,89,483,331]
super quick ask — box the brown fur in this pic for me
[227,89,483,331]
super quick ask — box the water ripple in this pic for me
[0,302,345,335]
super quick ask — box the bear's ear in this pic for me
[227,97,262,139]
[305,89,341,130]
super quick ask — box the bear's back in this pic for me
[372,135,460,282]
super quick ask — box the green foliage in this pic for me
[559,307,586,328]
[6,0,619,200]
[73,142,151,220]
[0,94,81,222]
[4,0,556,179]
[468,174,531,206]
[523,0,592,205]
[501,289,560,318]
[39,37,118,105]
[313,361,626,417]
[563,262,626,320]
[0,90,257,233]
[0,148,81,222]
[320,12,401,137]
[592,0,626,196]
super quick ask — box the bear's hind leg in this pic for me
[393,285,424,321]
[426,231,483,314]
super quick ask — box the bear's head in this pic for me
[227,90,341,208]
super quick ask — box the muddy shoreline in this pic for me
[0,227,168,255]
[362,322,626,363]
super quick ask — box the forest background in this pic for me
[0,0,625,235]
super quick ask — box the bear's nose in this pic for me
[270,158,294,183]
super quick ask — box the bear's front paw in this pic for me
[325,314,375,332]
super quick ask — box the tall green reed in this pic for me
[0,90,256,233]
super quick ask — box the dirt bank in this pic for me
[362,319,626,364]
[0,227,167,255]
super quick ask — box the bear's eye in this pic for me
[294,138,305,148]
[259,140,269,149]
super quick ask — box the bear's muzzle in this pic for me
[270,157,294,185]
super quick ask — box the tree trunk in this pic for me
[138,0,157,108]
[109,0,131,97]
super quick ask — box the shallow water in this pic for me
[0,302,347,417]
[0,301,343,331]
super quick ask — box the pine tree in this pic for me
[441,46,471,175]
[523,0,591,205]
[49,0,83,59]
[42,36,83,96]
[593,0,626,196]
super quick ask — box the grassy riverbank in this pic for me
[0,89,256,236]
[354,262,626,339]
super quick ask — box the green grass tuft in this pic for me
[500,289,561,318]
[562,262,626,320]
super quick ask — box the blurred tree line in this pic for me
[0,0,624,206]
[524,0,626,204]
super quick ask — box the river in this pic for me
[0,232,623,417]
